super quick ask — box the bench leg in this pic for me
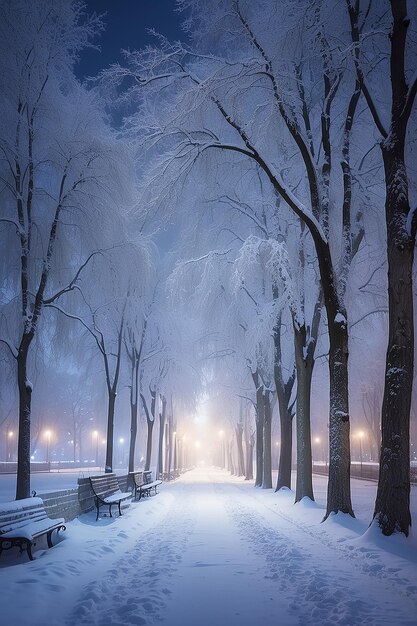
[118,501,122,516]
[109,504,113,518]
[46,526,66,548]
[26,541,34,561]
[95,499,100,522]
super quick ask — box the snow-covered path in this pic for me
[1,468,417,626]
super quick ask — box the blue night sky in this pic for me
[77,0,185,78]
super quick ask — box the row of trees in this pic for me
[0,0,200,499]
[1,0,416,539]
[99,0,416,536]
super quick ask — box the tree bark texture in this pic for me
[373,140,413,535]
[128,401,138,474]
[255,382,264,487]
[274,314,295,491]
[325,318,353,518]
[157,397,167,479]
[16,336,33,499]
[294,323,314,503]
[105,392,116,473]
[262,391,273,489]
[235,422,245,476]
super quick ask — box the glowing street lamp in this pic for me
[6,430,14,462]
[119,437,125,467]
[314,437,321,463]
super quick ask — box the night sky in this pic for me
[76,0,185,78]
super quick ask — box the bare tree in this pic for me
[348,0,417,535]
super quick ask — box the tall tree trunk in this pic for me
[235,421,245,476]
[157,397,166,479]
[105,391,116,473]
[348,0,416,536]
[167,411,174,478]
[141,391,155,471]
[245,428,254,481]
[373,139,413,535]
[324,317,353,517]
[145,419,154,471]
[16,336,33,499]
[276,410,292,492]
[262,390,273,488]
[294,323,314,502]
[128,401,137,474]
[274,311,295,491]
[254,378,264,487]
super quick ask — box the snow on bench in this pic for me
[130,470,162,500]
[0,497,66,561]
[89,474,131,521]
[143,470,162,495]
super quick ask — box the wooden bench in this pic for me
[143,470,162,496]
[0,497,66,561]
[89,474,131,521]
[131,471,153,500]
[130,470,162,500]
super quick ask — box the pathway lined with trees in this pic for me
[0,0,416,541]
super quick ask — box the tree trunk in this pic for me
[262,390,273,489]
[294,323,314,503]
[273,313,295,491]
[105,391,116,473]
[145,418,154,471]
[347,0,415,536]
[167,413,174,479]
[245,430,254,481]
[235,422,245,476]
[373,140,413,535]
[276,411,292,491]
[16,335,33,500]
[128,401,137,474]
[255,386,264,487]
[324,317,353,518]
[157,402,166,479]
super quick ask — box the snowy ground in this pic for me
[1,468,416,626]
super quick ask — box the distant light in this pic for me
[8,431,14,438]
[218,430,224,437]
[195,441,201,449]
[314,437,321,444]
[358,431,365,439]
[119,438,124,444]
